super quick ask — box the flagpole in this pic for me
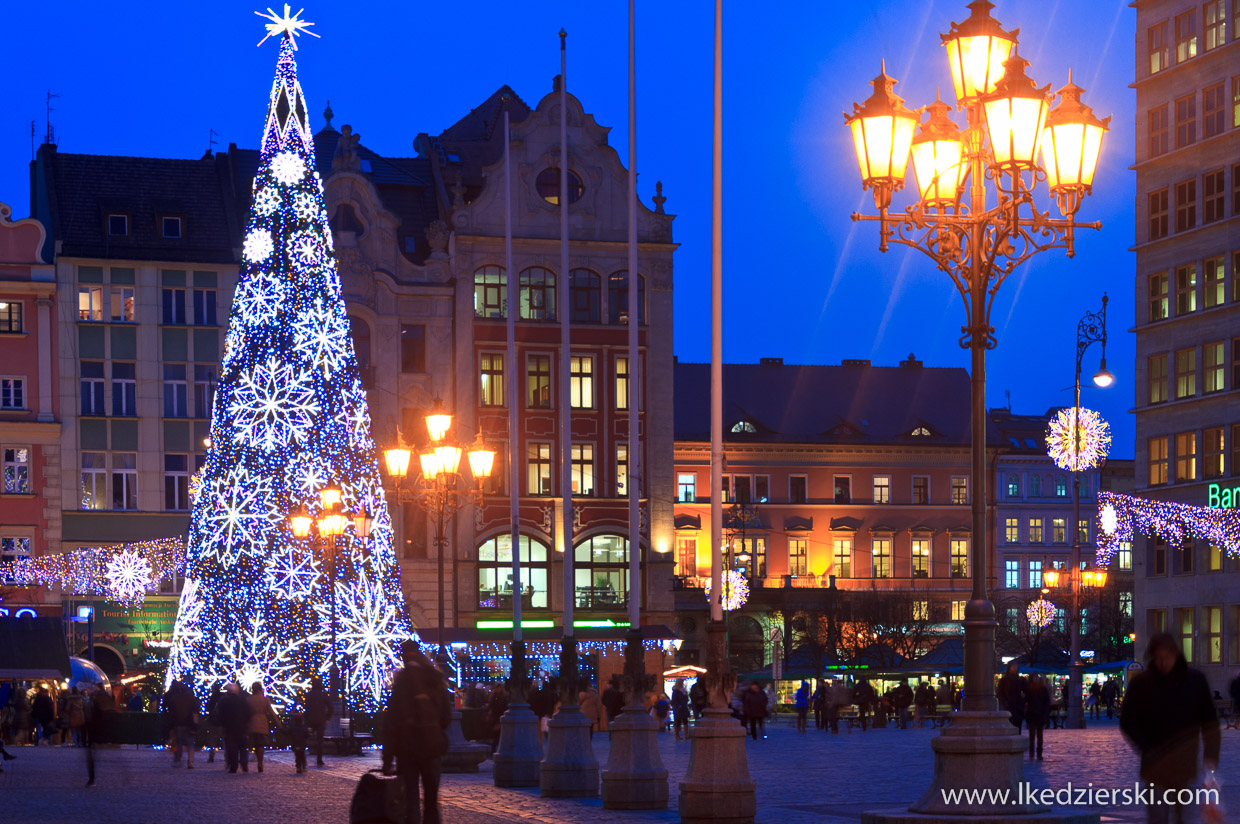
[557,26,577,693]
[625,0,642,690]
[504,110,524,693]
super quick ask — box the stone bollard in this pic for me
[601,702,668,809]
[678,705,755,824]
[540,703,598,798]
[440,708,489,773]
[493,702,542,787]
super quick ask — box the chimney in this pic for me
[759,357,783,366]
[841,359,871,367]
[899,353,922,368]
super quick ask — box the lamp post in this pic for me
[846,2,1108,816]
[289,486,373,732]
[382,399,494,672]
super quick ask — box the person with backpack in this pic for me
[741,682,768,740]
[794,680,810,733]
[384,641,451,824]
[892,680,914,730]
[671,679,691,740]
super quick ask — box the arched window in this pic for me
[730,421,756,433]
[349,316,371,370]
[477,535,549,610]
[607,271,646,324]
[474,266,506,319]
[535,168,585,205]
[519,267,556,321]
[573,534,630,610]
[330,202,365,235]
[570,269,600,323]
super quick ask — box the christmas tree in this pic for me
[167,10,411,710]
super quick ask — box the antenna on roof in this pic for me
[44,90,60,146]
[208,128,220,156]
[1005,389,1011,411]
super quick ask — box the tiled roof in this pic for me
[435,86,533,202]
[989,408,1059,453]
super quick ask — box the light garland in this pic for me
[1046,406,1111,472]
[165,29,412,712]
[705,570,750,611]
[1096,491,1240,567]
[1027,598,1055,629]
[0,538,185,607]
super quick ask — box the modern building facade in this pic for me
[1132,0,1240,692]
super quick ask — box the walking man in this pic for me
[384,640,451,824]
[306,678,332,767]
[218,683,252,774]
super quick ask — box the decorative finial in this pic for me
[653,181,666,215]
[255,4,321,49]
[323,100,334,130]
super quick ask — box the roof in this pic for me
[674,360,989,446]
[0,617,72,679]
[989,408,1059,454]
[433,86,533,204]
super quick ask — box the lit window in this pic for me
[473,266,506,318]
[872,475,890,504]
[479,353,505,407]
[1005,518,1019,544]
[1004,559,1020,589]
[911,538,929,578]
[570,444,595,497]
[731,420,756,433]
[950,539,968,577]
[0,378,24,410]
[678,473,696,502]
[832,538,852,579]
[535,168,584,205]
[569,356,594,409]
[872,539,891,579]
[951,476,968,504]
[2,447,30,494]
[519,267,556,321]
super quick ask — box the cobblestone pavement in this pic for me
[2,716,1237,824]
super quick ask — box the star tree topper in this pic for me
[255,4,320,49]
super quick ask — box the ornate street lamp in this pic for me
[845,1,1108,816]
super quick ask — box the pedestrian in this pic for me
[689,678,708,721]
[672,679,690,740]
[166,680,201,769]
[126,688,145,713]
[794,680,810,733]
[247,682,280,773]
[11,686,31,745]
[383,640,451,824]
[601,676,625,724]
[203,682,223,763]
[534,680,559,745]
[286,710,310,774]
[31,687,54,745]
[579,685,603,739]
[485,682,509,752]
[65,687,86,747]
[741,682,767,741]
[892,680,914,730]
[1024,674,1051,761]
[305,677,332,767]
[83,686,99,787]
[1101,677,1118,720]
[1120,633,1220,824]
[1088,679,1102,721]
[997,662,1026,731]
[218,683,252,774]
[853,680,877,732]
[827,680,848,734]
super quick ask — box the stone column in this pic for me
[441,708,489,773]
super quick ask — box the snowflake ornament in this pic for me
[265,548,319,601]
[227,358,320,451]
[293,298,350,376]
[704,570,750,611]
[243,228,275,262]
[105,550,153,606]
[235,272,286,326]
[293,192,319,222]
[288,231,326,268]
[312,569,409,707]
[1046,406,1111,472]
[272,152,306,185]
[254,187,280,215]
[1027,598,1056,629]
[1099,503,1119,536]
[199,464,281,565]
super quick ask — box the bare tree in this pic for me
[837,590,936,668]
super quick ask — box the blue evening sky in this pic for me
[0,1,1136,456]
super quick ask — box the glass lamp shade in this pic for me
[845,62,918,208]
[1092,362,1114,388]
[1040,74,1110,194]
[1042,568,1061,589]
[468,444,496,482]
[290,508,313,539]
[419,450,440,480]
[983,54,1050,169]
[383,446,412,479]
[910,93,967,204]
[353,509,374,536]
[426,399,452,443]
[318,512,347,537]
[434,444,463,476]
[319,486,342,510]
[940,0,1017,106]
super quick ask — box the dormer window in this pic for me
[108,214,128,236]
[731,421,756,434]
[911,426,931,436]
[162,217,182,238]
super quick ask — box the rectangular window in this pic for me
[1028,559,1043,590]
[1205,0,1226,49]
[194,365,216,419]
[570,444,594,497]
[676,537,697,577]
[677,473,696,502]
[110,287,135,322]
[951,601,967,622]
[1204,341,1224,393]
[1005,517,1019,544]
[164,453,189,510]
[872,539,891,579]
[1148,354,1169,404]
[1056,476,1068,496]
[1208,543,1223,572]
[107,214,127,235]
[951,476,968,505]
[833,475,851,504]
[474,267,506,318]
[1234,78,1240,130]
[112,362,137,416]
[0,537,31,581]
[950,538,968,577]
[1204,256,1225,308]
[912,475,929,505]
[911,538,929,578]
[1149,21,1170,73]
[1007,475,1020,497]
[78,286,103,321]
[1079,519,1089,544]
[913,601,930,621]
[789,475,807,504]
[1176,95,1197,150]
[2,447,30,493]
[1149,436,1170,485]
[755,475,770,503]
[1148,106,1169,158]
[1175,347,1196,398]
[1175,431,1198,481]
[81,361,105,415]
[162,216,182,238]
[1206,606,1222,664]
[1178,607,1194,663]
[832,538,852,578]
[80,451,106,509]
[112,452,137,510]
[163,363,187,418]
[0,378,23,410]
[1051,518,1066,543]
[1175,11,1198,61]
[1203,168,1224,223]
[789,538,808,576]
[617,443,629,498]
[1175,265,1197,315]
[1030,475,1041,496]
[0,301,22,333]
[527,442,552,496]
[1204,426,1224,478]
[400,325,425,373]
[526,355,551,409]
[1149,272,1169,321]
[479,353,504,407]
[872,475,890,504]
[192,289,217,326]
[1029,518,1043,543]
[569,356,594,409]
[1175,178,1196,232]
[1203,86,1224,142]
[614,356,630,411]
[1118,542,1133,571]
[161,288,186,324]
[1005,559,1020,589]
[734,475,752,504]
[1147,188,1168,240]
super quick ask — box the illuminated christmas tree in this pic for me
[167,10,410,710]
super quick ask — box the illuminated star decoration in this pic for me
[1099,503,1118,537]
[104,550,154,608]
[1095,490,1240,567]
[1027,598,1056,629]
[255,4,320,50]
[704,570,750,611]
[0,538,185,609]
[1045,406,1111,472]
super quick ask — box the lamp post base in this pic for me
[441,708,489,773]
[540,704,599,798]
[1065,663,1086,729]
[494,702,542,787]
[677,706,756,824]
[601,703,669,810]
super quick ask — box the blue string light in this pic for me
[1096,490,1240,567]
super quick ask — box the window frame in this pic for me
[788,537,808,576]
[193,364,216,419]
[78,285,104,321]
[1174,178,1196,232]
[1148,20,1170,74]
[110,287,135,322]
[518,267,557,322]
[911,537,930,578]
[1175,95,1196,149]
[1148,353,1169,404]
[479,351,505,408]
[80,451,107,510]
[832,474,852,504]
[570,442,595,497]
[525,353,553,409]
[950,476,968,505]
[1204,256,1225,308]
[0,377,24,410]
[1203,84,1225,139]
[111,451,138,511]
[477,535,550,611]
[1149,435,1170,486]
[1029,518,1044,543]
[111,361,137,417]
[161,216,183,239]
[677,472,696,503]
[1005,517,1020,544]
[1175,431,1198,482]
[872,474,890,504]
[192,288,217,326]
[912,475,930,505]
[161,287,186,325]
[107,214,129,236]
[949,538,969,578]
[1175,264,1197,315]
[2,446,31,494]
[569,269,601,323]
[871,538,891,579]
[569,355,594,409]
[1147,105,1169,158]
[473,265,507,319]
[1147,187,1168,240]
[1204,341,1224,393]
[1174,10,1199,62]
[831,537,852,579]
[1149,272,1169,321]
[573,535,630,610]
[1028,559,1043,589]
[164,453,189,511]
[1175,347,1197,398]
[789,474,808,504]
[526,441,553,496]
[163,363,188,418]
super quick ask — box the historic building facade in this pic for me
[1131,0,1240,692]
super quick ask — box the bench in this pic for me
[1048,708,1068,729]
[327,733,373,756]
